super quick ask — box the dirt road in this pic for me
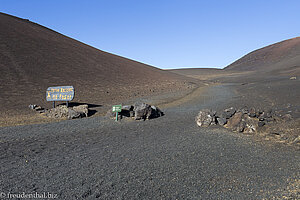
[0,84,299,199]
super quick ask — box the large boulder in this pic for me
[134,103,151,120]
[106,103,163,120]
[225,112,258,133]
[195,109,216,127]
[225,111,243,132]
[120,105,134,117]
[68,109,81,119]
[133,103,163,120]
[72,105,89,117]
[149,105,164,119]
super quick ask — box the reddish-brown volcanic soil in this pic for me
[225,37,300,75]
[0,13,197,126]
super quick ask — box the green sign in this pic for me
[112,105,122,121]
[112,105,122,113]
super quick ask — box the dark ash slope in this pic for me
[0,12,192,118]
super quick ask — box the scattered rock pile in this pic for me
[29,104,45,113]
[195,107,290,134]
[107,103,164,120]
[29,104,89,119]
[44,105,89,119]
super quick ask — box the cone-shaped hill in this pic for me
[0,12,193,119]
[224,37,300,76]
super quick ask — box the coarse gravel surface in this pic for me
[0,85,299,199]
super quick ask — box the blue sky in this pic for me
[1,0,300,69]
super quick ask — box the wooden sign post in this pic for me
[46,86,75,107]
[112,105,122,121]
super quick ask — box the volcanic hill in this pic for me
[171,37,300,118]
[172,37,300,78]
[225,37,300,76]
[0,12,194,123]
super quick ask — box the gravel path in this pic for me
[0,85,299,199]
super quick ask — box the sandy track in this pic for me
[0,84,299,199]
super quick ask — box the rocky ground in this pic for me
[218,73,300,147]
[1,12,299,199]
[1,65,299,199]
[0,84,299,199]
[195,106,300,145]
[173,68,300,147]
[0,81,198,127]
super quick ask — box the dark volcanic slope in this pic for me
[225,37,300,75]
[0,13,191,116]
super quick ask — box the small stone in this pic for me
[224,107,236,119]
[34,106,42,111]
[238,121,246,132]
[255,109,263,118]
[249,108,256,118]
[29,104,37,109]
[217,117,227,126]
[258,121,265,127]
[38,109,45,113]
[241,107,249,114]
[270,132,280,136]
[265,109,273,118]
[244,123,256,133]
[266,117,274,122]
[129,111,135,117]
[282,114,292,121]
[280,135,289,140]
[292,136,300,144]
